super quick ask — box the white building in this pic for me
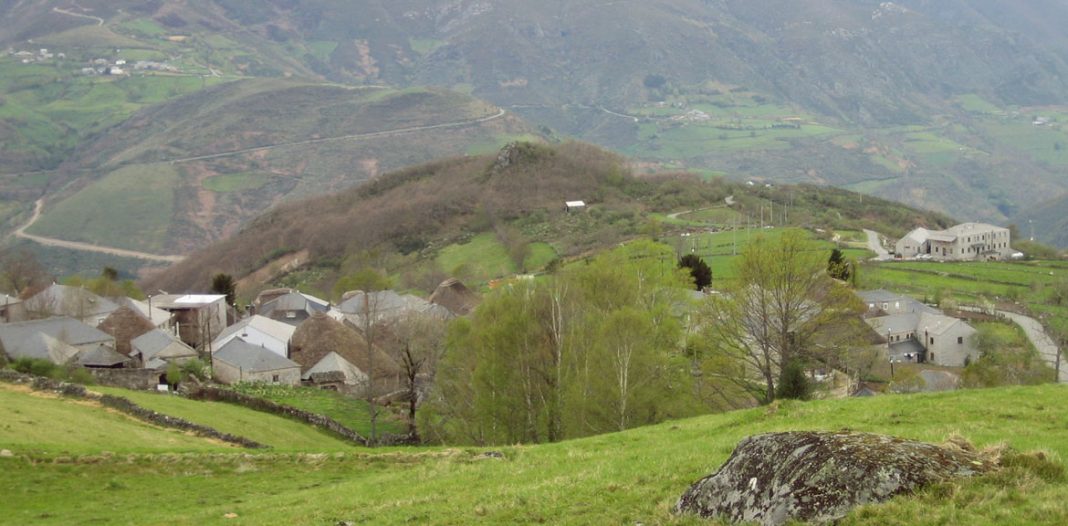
[895,223,1013,261]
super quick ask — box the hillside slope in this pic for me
[22,79,534,254]
[143,141,952,295]
[2,384,1067,524]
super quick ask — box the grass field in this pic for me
[27,163,179,253]
[90,386,358,451]
[0,385,226,455]
[3,384,1068,524]
[226,384,406,437]
[666,227,871,282]
[203,172,273,193]
[437,233,557,283]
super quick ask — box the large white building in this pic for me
[895,223,1013,261]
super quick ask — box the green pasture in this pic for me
[226,384,406,437]
[3,384,1068,524]
[27,163,179,253]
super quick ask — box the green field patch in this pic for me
[0,386,225,454]
[954,93,1002,114]
[92,386,358,450]
[678,207,740,224]
[119,18,168,38]
[436,232,551,282]
[981,120,1068,166]
[306,40,338,62]
[226,384,405,437]
[27,163,179,253]
[409,38,445,55]
[203,172,273,192]
[438,233,515,281]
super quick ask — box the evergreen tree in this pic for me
[678,254,713,290]
[210,273,236,306]
[775,360,810,400]
[827,248,851,281]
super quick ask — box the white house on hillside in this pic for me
[895,223,1013,261]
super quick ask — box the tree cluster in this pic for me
[418,240,699,445]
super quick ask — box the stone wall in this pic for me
[88,368,163,391]
[187,386,369,446]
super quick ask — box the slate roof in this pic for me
[0,317,114,363]
[77,344,130,367]
[131,329,196,365]
[23,284,119,320]
[213,315,295,349]
[302,351,368,383]
[214,339,300,373]
[919,313,975,336]
[260,292,330,316]
[865,313,919,335]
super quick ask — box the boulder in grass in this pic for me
[675,431,997,525]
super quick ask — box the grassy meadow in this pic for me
[226,384,406,437]
[2,383,1068,524]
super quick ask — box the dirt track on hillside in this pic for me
[14,199,185,263]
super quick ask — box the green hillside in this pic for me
[2,384,1067,524]
[0,385,227,454]
[142,142,950,297]
[22,79,534,255]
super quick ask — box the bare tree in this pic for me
[1,249,46,296]
[387,311,447,438]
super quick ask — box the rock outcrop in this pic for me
[675,431,997,525]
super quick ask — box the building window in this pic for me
[958,336,963,344]
[930,337,934,345]
[272,374,280,382]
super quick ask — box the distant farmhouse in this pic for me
[858,290,978,367]
[895,223,1014,261]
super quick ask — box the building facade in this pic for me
[895,223,1013,261]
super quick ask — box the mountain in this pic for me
[4,0,1068,255]
[18,79,535,254]
[143,141,952,296]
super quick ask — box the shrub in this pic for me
[776,360,810,400]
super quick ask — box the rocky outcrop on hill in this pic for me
[675,431,997,525]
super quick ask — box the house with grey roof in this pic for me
[336,290,451,327]
[212,339,301,385]
[0,317,116,365]
[211,315,295,357]
[895,223,1013,261]
[131,329,198,370]
[859,290,978,367]
[257,291,330,326]
[22,284,120,325]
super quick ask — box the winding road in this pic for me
[14,199,185,263]
[864,229,891,261]
[52,7,104,26]
[999,310,1065,383]
[164,108,508,164]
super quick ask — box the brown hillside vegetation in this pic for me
[143,141,953,294]
[145,142,640,291]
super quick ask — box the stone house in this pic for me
[22,284,120,325]
[858,290,978,367]
[212,339,301,385]
[895,223,1013,261]
[131,329,198,370]
[256,291,330,326]
[151,294,228,349]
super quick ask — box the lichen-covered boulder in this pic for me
[675,431,996,525]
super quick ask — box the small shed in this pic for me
[565,200,587,212]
